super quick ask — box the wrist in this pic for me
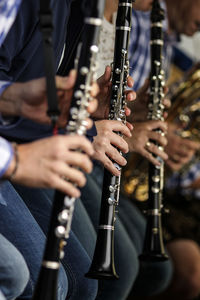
[3,143,19,181]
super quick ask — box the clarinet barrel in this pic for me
[140,0,168,262]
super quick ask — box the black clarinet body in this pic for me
[32,1,105,299]
[140,0,168,262]
[86,0,132,280]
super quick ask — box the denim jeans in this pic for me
[0,233,29,300]
[0,290,5,300]
[13,183,98,300]
[14,182,138,300]
[0,181,68,300]
[81,161,173,299]
[81,170,140,300]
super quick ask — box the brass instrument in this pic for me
[167,65,200,141]
[122,64,200,201]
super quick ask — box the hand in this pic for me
[125,120,168,166]
[185,177,200,189]
[165,123,200,171]
[92,120,132,175]
[92,65,136,120]
[4,135,94,198]
[1,70,98,128]
[127,79,171,122]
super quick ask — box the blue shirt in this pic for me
[129,10,151,91]
[0,0,22,177]
[0,0,96,142]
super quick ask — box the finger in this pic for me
[181,139,200,151]
[126,90,136,102]
[163,85,169,95]
[147,143,168,160]
[98,65,112,85]
[127,76,134,88]
[65,152,93,173]
[51,162,87,187]
[148,131,168,147]
[84,118,93,130]
[125,106,131,116]
[141,149,161,166]
[91,83,99,98]
[174,148,195,159]
[163,111,168,119]
[56,70,76,90]
[87,99,98,114]
[53,177,81,198]
[105,146,127,166]
[126,121,134,131]
[109,133,129,153]
[163,98,171,109]
[110,120,132,137]
[103,155,121,176]
[170,153,193,165]
[104,65,112,81]
[64,136,94,156]
[147,120,168,133]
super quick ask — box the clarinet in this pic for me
[32,1,105,299]
[139,0,168,262]
[86,0,133,280]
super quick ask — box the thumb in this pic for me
[56,69,77,90]
[98,65,112,85]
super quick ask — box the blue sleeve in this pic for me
[0,81,12,96]
[0,137,14,177]
[0,0,40,82]
[86,122,97,142]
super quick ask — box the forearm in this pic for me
[0,83,23,116]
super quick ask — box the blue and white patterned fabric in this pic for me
[129,2,168,91]
[0,137,13,177]
[166,162,200,199]
[0,0,22,95]
[0,0,22,46]
[129,9,151,91]
[0,0,21,177]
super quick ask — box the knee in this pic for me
[78,278,98,300]
[167,239,200,299]
[177,264,200,299]
[67,275,98,300]
[3,251,29,299]
[132,259,173,297]
[57,265,68,300]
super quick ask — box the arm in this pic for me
[0,71,98,128]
